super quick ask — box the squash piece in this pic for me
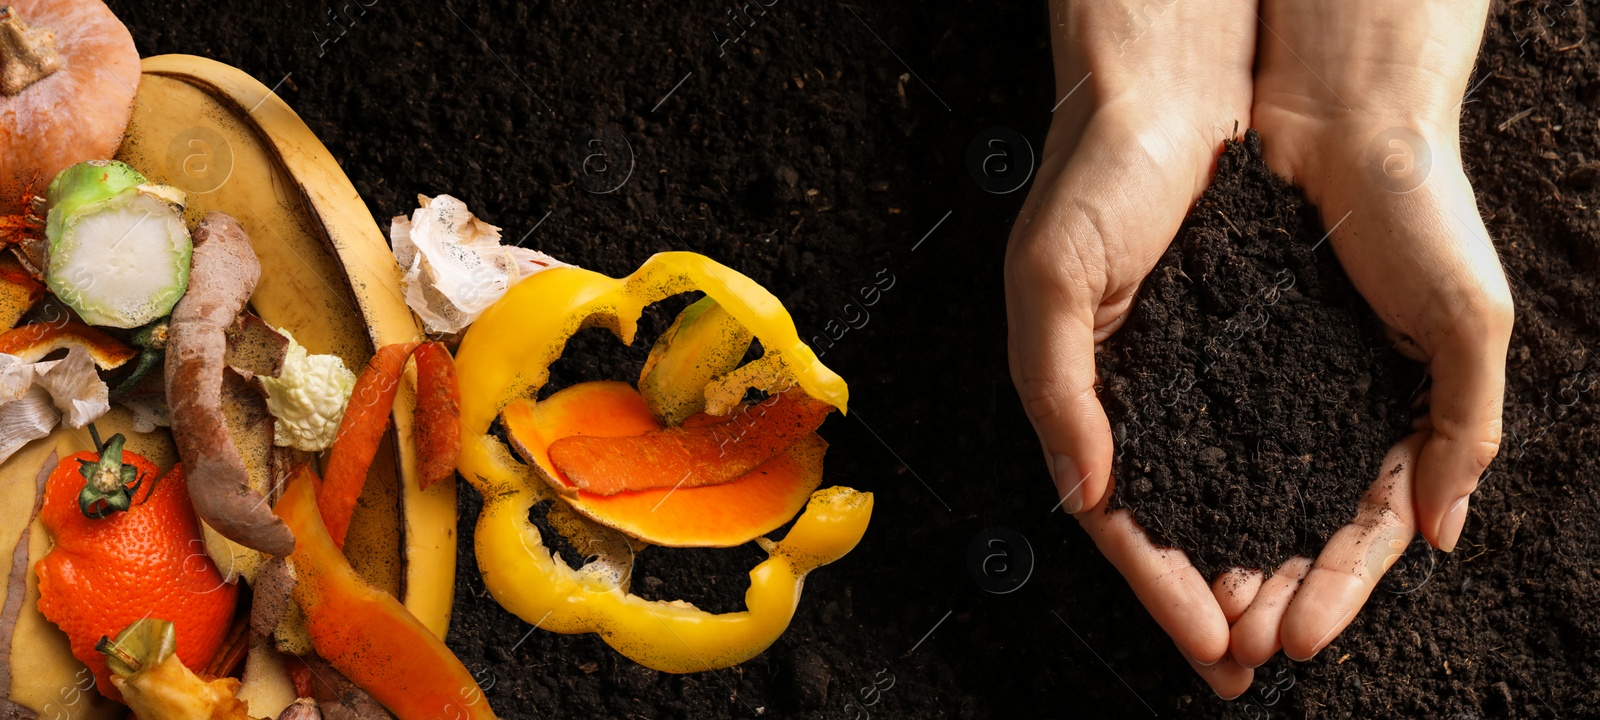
[638,297,753,426]
[502,381,827,547]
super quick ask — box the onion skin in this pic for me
[0,0,138,215]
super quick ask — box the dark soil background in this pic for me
[1102,130,1424,580]
[112,0,1600,717]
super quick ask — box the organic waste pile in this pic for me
[1101,131,1423,578]
[0,2,871,719]
[101,0,1600,717]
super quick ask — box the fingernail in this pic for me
[1179,646,1222,668]
[1054,454,1085,513]
[1438,494,1471,553]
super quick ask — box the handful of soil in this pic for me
[1102,130,1423,579]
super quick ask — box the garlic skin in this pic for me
[32,344,109,427]
[0,346,110,465]
[276,698,321,720]
[389,194,569,334]
[0,383,57,464]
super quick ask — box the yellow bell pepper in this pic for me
[455,252,872,673]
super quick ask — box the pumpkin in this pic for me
[0,0,139,216]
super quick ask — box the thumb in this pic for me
[1004,116,1209,515]
[1005,245,1114,515]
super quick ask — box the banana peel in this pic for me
[0,55,457,717]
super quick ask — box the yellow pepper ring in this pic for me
[455,252,873,672]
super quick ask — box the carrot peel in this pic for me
[413,341,461,490]
[319,341,418,548]
[276,467,495,720]
[320,340,461,546]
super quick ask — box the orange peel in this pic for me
[0,321,135,369]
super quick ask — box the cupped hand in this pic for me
[1006,0,1258,698]
[1230,0,1512,664]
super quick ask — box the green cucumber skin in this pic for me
[44,160,149,245]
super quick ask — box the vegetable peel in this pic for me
[0,321,136,370]
[503,381,829,547]
[319,341,418,548]
[456,252,866,672]
[166,211,294,557]
[275,467,495,720]
[638,296,752,426]
[412,341,460,490]
[475,475,871,673]
[548,386,832,496]
[318,340,459,546]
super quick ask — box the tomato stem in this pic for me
[74,431,145,519]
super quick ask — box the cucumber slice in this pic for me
[46,188,192,329]
[44,160,147,230]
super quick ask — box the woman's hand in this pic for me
[1007,0,1258,698]
[1229,0,1512,665]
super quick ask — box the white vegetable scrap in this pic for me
[33,345,108,427]
[0,347,110,464]
[118,394,171,434]
[260,330,357,452]
[390,194,570,333]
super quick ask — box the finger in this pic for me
[1403,190,1513,553]
[1416,315,1509,552]
[1381,324,1429,364]
[1211,568,1264,624]
[1075,482,1231,664]
[1282,434,1423,661]
[1229,556,1313,668]
[1179,647,1254,701]
[1005,117,1209,516]
[1006,260,1113,515]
